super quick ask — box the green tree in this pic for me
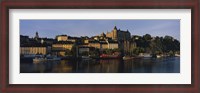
[133,47,145,55]
[89,49,99,56]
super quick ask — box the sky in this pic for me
[20,20,180,41]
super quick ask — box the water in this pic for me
[20,57,180,73]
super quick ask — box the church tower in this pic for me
[113,26,118,40]
[35,32,39,39]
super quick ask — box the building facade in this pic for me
[106,26,131,41]
[105,26,132,53]
[52,41,74,50]
[100,42,108,49]
[88,41,101,49]
[20,47,47,55]
[51,41,74,56]
[107,40,118,49]
[56,35,68,41]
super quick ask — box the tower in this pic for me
[113,26,118,40]
[114,26,117,30]
[35,32,39,39]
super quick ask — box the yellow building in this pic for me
[88,41,101,49]
[84,39,89,44]
[52,41,74,56]
[106,27,118,40]
[67,39,76,42]
[20,47,47,55]
[56,35,68,41]
[100,42,108,49]
[87,40,110,50]
[56,35,78,43]
[105,26,132,53]
[52,42,74,51]
[106,26,131,41]
[107,40,118,49]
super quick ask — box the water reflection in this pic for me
[20,57,180,73]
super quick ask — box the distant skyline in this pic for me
[20,20,180,41]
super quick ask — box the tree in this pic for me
[132,35,180,56]
[150,37,163,55]
[143,34,152,41]
[89,49,99,56]
[133,47,145,55]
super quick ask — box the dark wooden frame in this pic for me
[0,0,199,93]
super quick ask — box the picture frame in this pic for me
[0,0,199,93]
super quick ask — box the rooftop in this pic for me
[53,41,74,44]
[20,43,47,47]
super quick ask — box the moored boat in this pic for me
[82,56,90,59]
[175,54,180,57]
[139,53,152,58]
[33,56,61,62]
[156,55,161,58]
[123,56,134,60]
[100,54,121,59]
[33,57,46,62]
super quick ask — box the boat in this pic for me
[81,56,93,61]
[156,55,162,58]
[100,54,121,59]
[175,54,180,57]
[46,56,61,61]
[123,56,134,60]
[33,56,61,62]
[23,54,37,58]
[139,53,152,58]
[82,56,90,59]
[143,53,151,58]
[33,57,46,62]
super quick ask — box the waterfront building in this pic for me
[56,35,68,41]
[56,35,80,43]
[84,39,89,44]
[20,43,47,55]
[67,36,79,43]
[106,26,131,41]
[51,41,74,56]
[106,26,132,53]
[107,40,118,49]
[52,41,74,50]
[100,41,108,49]
[20,27,136,56]
[20,47,47,55]
[88,40,101,49]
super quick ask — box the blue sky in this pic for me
[20,20,180,40]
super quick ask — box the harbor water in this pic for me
[20,57,180,73]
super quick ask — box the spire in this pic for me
[35,31,39,39]
[101,32,106,37]
[127,29,129,32]
[114,26,117,30]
